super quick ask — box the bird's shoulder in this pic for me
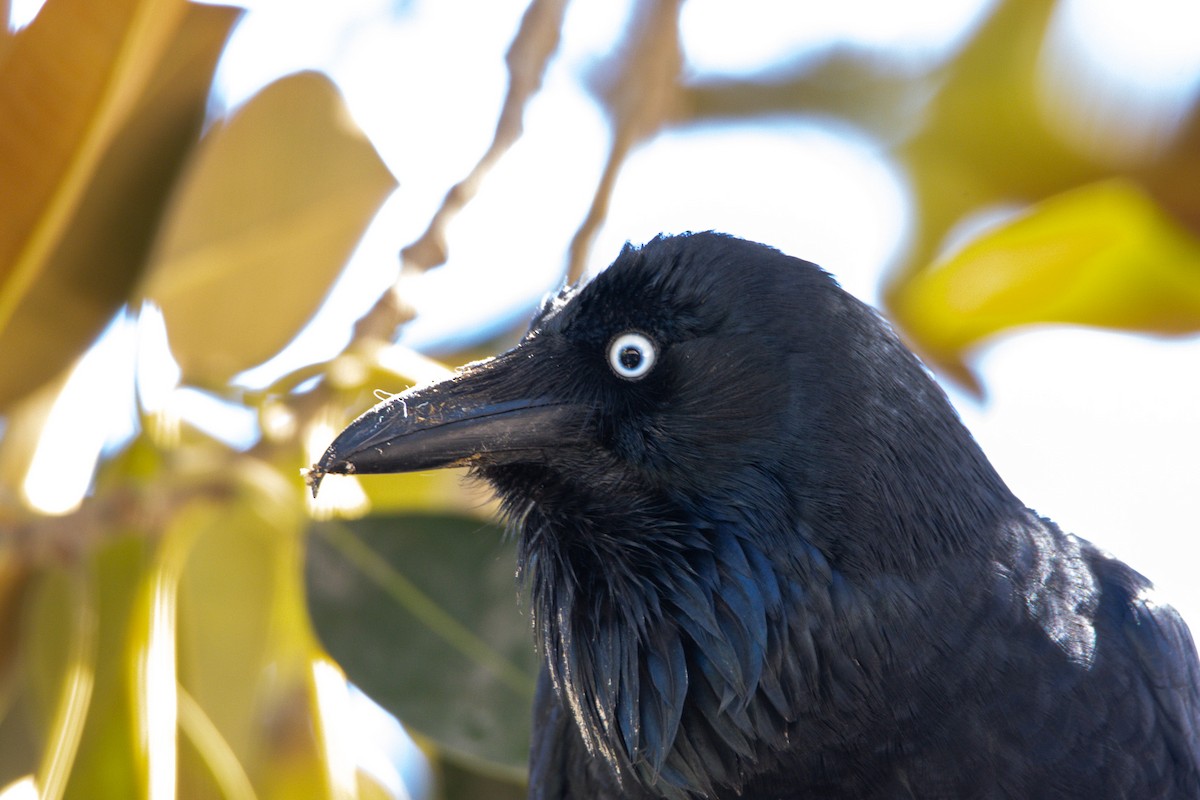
[976,516,1200,795]
[1086,544,1200,791]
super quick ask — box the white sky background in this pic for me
[11,0,1200,674]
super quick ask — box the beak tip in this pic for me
[305,448,353,497]
[303,466,325,498]
[306,442,364,497]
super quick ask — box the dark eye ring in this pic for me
[607,332,657,380]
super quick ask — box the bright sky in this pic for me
[12,0,1200,683]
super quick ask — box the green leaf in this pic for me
[166,474,337,799]
[306,514,537,778]
[15,535,155,799]
[63,537,150,799]
[174,498,284,764]
[21,554,100,800]
[0,0,241,410]
[438,754,527,800]
[892,179,1200,387]
[142,71,398,386]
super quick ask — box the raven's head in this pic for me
[311,232,1020,796]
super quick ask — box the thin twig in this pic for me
[566,0,684,283]
[399,0,570,274]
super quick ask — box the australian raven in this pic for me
[311,232,1200,799]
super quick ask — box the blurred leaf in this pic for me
[0,0,240,410]
[249,672,337,800]
[306,514,537,778]
[893,180,1200,386]
[1138,105,1200,235]
[437,754,526,800]
[63,537,150,799]
[168,470,336,799]
[22,560,97,800]
[0,546,30,714]
[175,499,283,765]
[0,549,35,788]
[0,704,38,793]
[91,433,168,495]
[890,0,1104,288]
[873,0,1200,388]
[143,71,398,386]
[15,535,157,799]
[0,0,183,279]
[1,1,12,54]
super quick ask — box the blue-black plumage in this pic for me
[313,232,1200,799]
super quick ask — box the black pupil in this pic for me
[619,346,643,370]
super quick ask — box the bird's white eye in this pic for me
[607,332,657,380]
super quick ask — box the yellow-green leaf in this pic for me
[892,179,1200,386]
[22,560,97,800]
[174,499,280,768]
[63,537,150,800]
[0,0,240,410]
[14,534,162,799]
[142,71,398,386]
[164,469,337,798]
[889,0,1104,298]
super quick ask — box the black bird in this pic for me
[310,232,1200,799]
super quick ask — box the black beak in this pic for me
[307,351,588,497]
